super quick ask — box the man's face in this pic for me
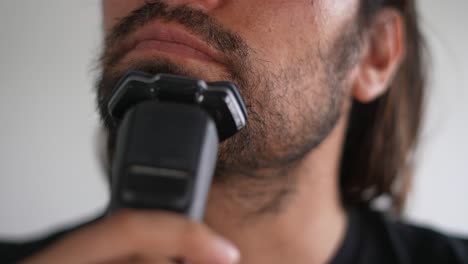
[99,0,361,179]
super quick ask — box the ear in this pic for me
[353,9,405,103]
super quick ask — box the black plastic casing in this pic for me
[107,72,248,141]
[108,101,219,221]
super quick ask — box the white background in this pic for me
[0,1,467,239]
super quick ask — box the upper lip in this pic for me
[129,21,226,64]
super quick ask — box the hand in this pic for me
[20,209,240,264]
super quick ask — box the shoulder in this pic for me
[366,208,468,264]
[0,238,55,264]
[0,213,104,263]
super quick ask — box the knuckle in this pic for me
[181,221,208,250]
[112,211,143,242]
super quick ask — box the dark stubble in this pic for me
[96,1,361,211]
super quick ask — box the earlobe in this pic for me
[352,9,405,103]
[353,64,387,103]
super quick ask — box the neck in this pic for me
[205,116,348,264]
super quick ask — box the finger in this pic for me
[23,210,240,264]
[98,255,175,264]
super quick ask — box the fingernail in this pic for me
[214,237,240,263]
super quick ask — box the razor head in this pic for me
[107,71,248,141]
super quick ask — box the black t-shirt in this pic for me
[331,207,468,264]
[1,207,468,263]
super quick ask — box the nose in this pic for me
[163,0,222,12]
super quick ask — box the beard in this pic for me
[96,1,361,186]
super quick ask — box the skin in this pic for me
[22,0,404,263]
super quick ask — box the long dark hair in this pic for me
[340,0,426,212]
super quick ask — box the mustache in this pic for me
[102,0,249,67]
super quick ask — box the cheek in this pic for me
[230,1,327,71]
[246,1,359,86]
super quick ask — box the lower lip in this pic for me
[133,40,216,63]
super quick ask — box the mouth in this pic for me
[122,22,226,66]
